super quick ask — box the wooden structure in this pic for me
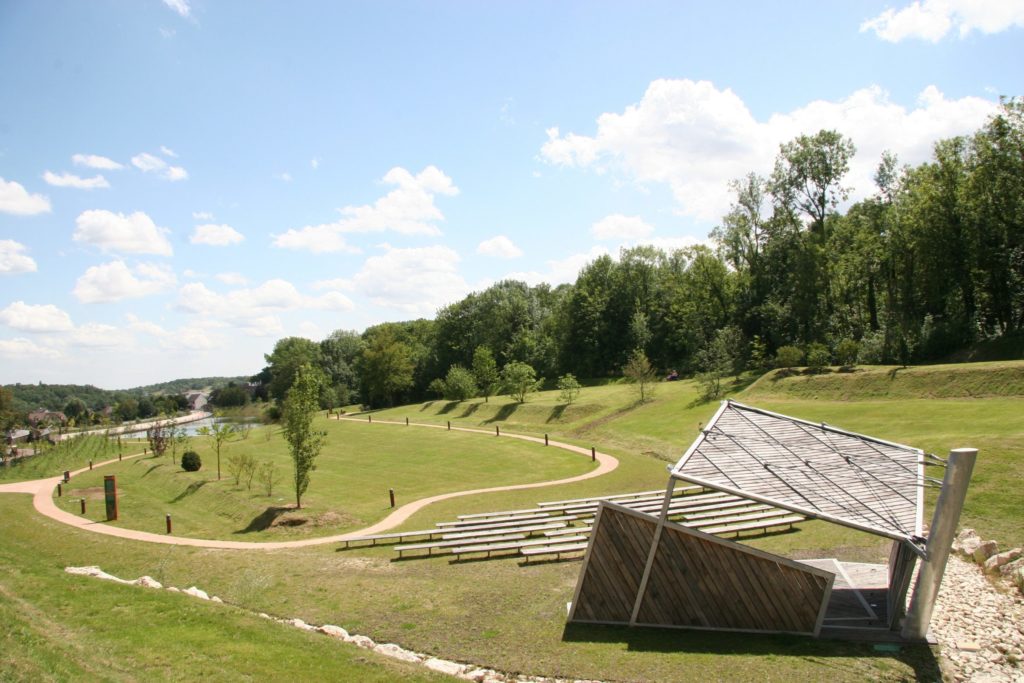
[568,400,971,641]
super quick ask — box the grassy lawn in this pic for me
[1,435,123,483]
[53,417,595,540]
[4,360,1021,681]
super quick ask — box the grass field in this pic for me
[2,360,1021,681]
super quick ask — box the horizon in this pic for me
[2,1,1022,387]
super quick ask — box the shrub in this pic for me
[442,365,478,402]
[557,373,581,404]
[774,345,804,369]
[806,343,831,373]
[835,338,859,367]
[181,450,202,472]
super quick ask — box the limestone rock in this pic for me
[983,548,1021,573]
[374,643,422,663]
[183,586,210,600]
[318,624,349,639]
[210,596,223,603]
[954,528,982,556]
[424,658,466,676]
[258,612,272,619]
[460,668,493,682]
[133,575,163,589]
[973,540,999,564]
[287,618,316,631]
[64,566,130,584]
[166,586,180,592]
[347,634,375,649]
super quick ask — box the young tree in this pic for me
[197,422,238,481]
[623,349,658,402]
[557,374,581,404]
[282,364,326,509]
[471,346,500,403]
[258,461,279,496]
[441,365,477,401]
[806,343,831,373]
[501,361,542,403]
[146,420,171,459]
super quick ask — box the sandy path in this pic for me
[0,417,619,550]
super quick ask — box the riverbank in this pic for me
[58,410,212,441]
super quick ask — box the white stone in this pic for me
[64,566,131,584]
[424,658,466,676]
[166,586,180,593]
[132,575,163,589]
[210,596,223,603]
[183,586,210,600]
[347,634,375,649]
[287,618,316,631]
[258,612,272,619]
[374,643,422,663]
[955,528,982,556]
[318,624,349,639]
[460,668,492,682]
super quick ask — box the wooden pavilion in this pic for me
[568,400,975,641]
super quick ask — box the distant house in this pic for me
[26,409,67,427]
[184,392,209,411]
[5,429,30,445]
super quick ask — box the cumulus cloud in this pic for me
[126,314,219,350]
[162,0,190,18]
[311,277,353,291]
[73,209,174,256]
[0,301,74,333]
[273,166,459,252]
[348,244,470,315]
[160,145,178,158]
[0,177,51,215]
[861,0,1024,42]
[131,152,188,181]
[71,322,127,348]
[0,240,37,275]
[215,272,248,286]
[192,211,214,220]
[477,235,523,259]
[190,223,244,246]
[591,214,654,241]
[505,246,612,287]
[0,337,62,359]
[43,171,110,189]
[72,153,123,170]
[73,260,177,303]
[541,80,996,222]
[311,158,320,170]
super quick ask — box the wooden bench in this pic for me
[701,514,806,536]
[543,526,593,538]
[520,542,590,560]
[538,486,705,513]
[689,508,797,529]
[682,503,772,521]
[440,522,567,540]
[340,529,442,548]
[432,514,580,533]
[435,511,554,527]
[395,533,527,558]
[457,506,546,520]
[451,535,589,559]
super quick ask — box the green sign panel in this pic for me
[103,475,118,521]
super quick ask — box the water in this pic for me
[116,416,263,439]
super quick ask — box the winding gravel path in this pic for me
[0,416,618,550]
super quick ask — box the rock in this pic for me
[460,668,493,682]
[318,624,349,639]
[999,557,1024,578]
[958,641,982,652]
[64,566,130,584]
[182,586,210,600]
[347,634,375,649]
[258,612,272,619]
[166,586,180,593]
[973,541,999,564]
[983,548,1021,573]
[424,658,466,676]
[954,528,982,556]
[210,596,223,603]
[133,576,163,589]
[287,618,316,631]
[373,643,422,663]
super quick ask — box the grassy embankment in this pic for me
[3,360,1020,681]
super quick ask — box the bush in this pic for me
[557,373,581,404]
[181,450,202,472]
[774,345,804,369]
[835,338,859,367]
[442,365,478,402]
[806,343,831,373]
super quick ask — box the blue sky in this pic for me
[1,0,1022,388]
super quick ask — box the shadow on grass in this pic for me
[483,403,519,424]
[419,401,436,412]
[560,623,940,678]
[459,402,480,418]
[437,401,461,415]
[546,404,568,422]
[235,506,296,534]
[141,463,165,478]
[169,480,207,503]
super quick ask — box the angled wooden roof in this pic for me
[671,400,925,544]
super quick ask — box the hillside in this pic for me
[4,376,248,413]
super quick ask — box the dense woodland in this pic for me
[255,100,1022,409]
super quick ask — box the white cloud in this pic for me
[73,209,174,256]
[477,235,523,259]
[0,337,62,359]
[132,152,188,181]
[42,171,110,190]
[506,246,611,287]
[192,211,214,220]
[71,322,127,348]
[349,245,469,315]
[160,145,178,157]
[215,272,248,286]
[0,301,74,333]
[190,223,244,246]
[311,277,353,291]
[0,177,51,215]
[541,80,996,222]
[311,158,320,170]
[861,0,1024,42]
[72,153,123,170]
[591,214,654,241]
[276,172,293,182]
[273,166,459,252]
[127,314,220,350]
[73,260,177,303]
[0,240,37,275]
[162,0,190,18]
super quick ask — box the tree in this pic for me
[501,361,542,403]
[440,365,477,402]
[63,397,89,423]
[471,346,500,402]
[770,130,856,236]
[197,422,238,481]
[774,345,804,369]
[265,337,324,403]
[557,374,581,404]
[835,339,860,368]
[623,349,657,403]
[358,329,414,407]
[695,326,745,401]
[806,343,831,373]
[146,420,171,459]
[282,364,326,509]
[258,461,279,496]
[320,330,364,407]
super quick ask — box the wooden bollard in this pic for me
[545,434,549,446]
[166,514,172,534]
[405,417,409,426]
[89,459,93,470]
[118,452,122,461]
[57,483,62,497]
[447,421,451,431]
[80,498,86,514]
[368,414,372,423]
[389,488,395,508]
[496,426,500,437]
[63,470,70,483]
[591,447,596,462]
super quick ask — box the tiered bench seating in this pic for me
[520,542,590,560]
[440,521,569,540]
[452,535,589,560]
[395,533,528,558]
[340,529,442,548]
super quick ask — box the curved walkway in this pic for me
[0,417,618,550]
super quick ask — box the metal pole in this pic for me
[902,447,977,640]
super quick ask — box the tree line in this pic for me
[256,99,1020,408]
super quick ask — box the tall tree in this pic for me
[320,330,364,407]
[471,345,499,402]
[265,337,324,402]
[282,364,326,510]
[358,328,415,407]
[770,130,856,236]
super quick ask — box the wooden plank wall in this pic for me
[570,505,656,624]
[887,540,918,629]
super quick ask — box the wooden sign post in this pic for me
[103,475,118,521]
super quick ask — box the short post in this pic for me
[496,425,500,437]
[545,434,549,446]
[118,451,122,461]
[89,459,93,470]
[389,488,395,508]
[57,483,62,497]
[80,498,86,514]
[63,470,70,483]
[368,414,372,424]
[902,447,977,640]
[405,417,409,426]
[591,447,596,462]
[144,448,147,455]
[166,513,172,534]
[447,421,451,431]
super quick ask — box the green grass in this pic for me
[54,417,595,540]
[0,435,122,483]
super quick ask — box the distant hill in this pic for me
[3,376,249,413]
